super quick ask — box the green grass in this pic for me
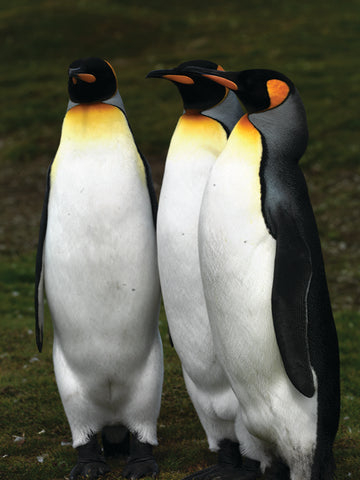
[0,0,359,478]
[1,0,359,163]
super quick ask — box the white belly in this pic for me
[199,155,281,390]
[157,114,227,381]
[44,138,160,375]
[199,140,317,461]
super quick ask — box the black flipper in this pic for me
[34,165,51,353]
[249,90,315,398]
[139,150,158,226]
[121,111,158,227]
[261,160,315,398]
[270,205,315,398]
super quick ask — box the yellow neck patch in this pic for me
[168,113,227,159]
[266,79,290,109]
[51,103,146,184]
[232,114,262,152]
[62,103,127,141]
[178,113,227,141]
[226,114,263,217]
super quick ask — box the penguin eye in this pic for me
[266,79,290,109]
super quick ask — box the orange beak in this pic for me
[162,74,195,85]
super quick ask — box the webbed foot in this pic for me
[182,439,261,480]
[264,460,290,480]
[69,461,110,480]
[68,435,110,480]
[122,434,159,479]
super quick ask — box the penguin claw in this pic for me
[122,435,159,479]
[181,462,261,480]
[182,440,261,480]
[68,435,110,479]
[68,460,111,480]
[121,457,159,479]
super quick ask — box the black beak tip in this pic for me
[146,70,165,79]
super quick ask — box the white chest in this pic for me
[157,114,227,367]
[198,116,278,369]
[44,105,158,347]
[47,104,152,255]
[158,114,227,258]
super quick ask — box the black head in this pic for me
[146,60,229,112]
[186,67,294,114]
[68,57,118,104]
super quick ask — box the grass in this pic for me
[0,0,359,478]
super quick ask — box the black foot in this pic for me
[182,464,260,480]
[69,435,111,480]
[122,434,159,479]
[264,460,290,480]
[182,439,261,480]
[69,462,111,480]
[102,425,130,458]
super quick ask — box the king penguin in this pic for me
[34,57,163,480]
[187,66,340,480]
[147,60,261,480]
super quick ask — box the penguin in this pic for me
[34,57,163,480]
[147,60,262,480]
[186,66,340,480]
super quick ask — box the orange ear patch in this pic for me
[203,74,238,91]
[105,60,117,78]
[163,74,194,85]
[267,79,290,109]
[104,60,118,91]
[77,73,97,83]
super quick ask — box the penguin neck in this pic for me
[226,114,263,164]
[183,109,202,116]
[66,90,126,114]
[248,89,308,164]
[201,90,244,134]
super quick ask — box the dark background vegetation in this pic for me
[0,0,359,478]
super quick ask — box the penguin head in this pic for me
[68,57,118,104]
[188,66,308,161]
[146,60,230,112]
[186,67,294,114]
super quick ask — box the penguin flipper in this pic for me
[124,113,158,226]
[270,207,315,398]
[139,150,158,226]
[35,166,51,353]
